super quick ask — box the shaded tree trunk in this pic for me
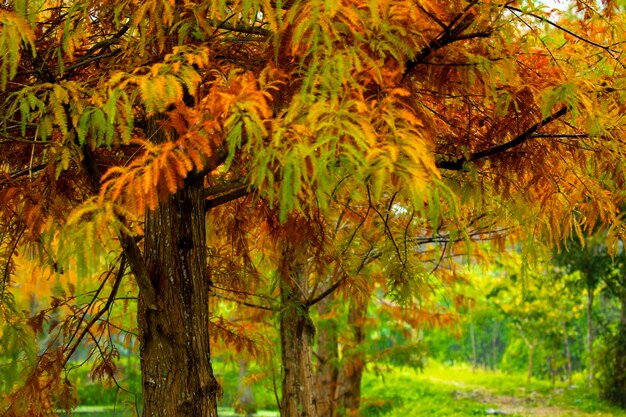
[515,324,536,383]
[547,355,556,386]
[237,359,256,416]
[469,322,478,371]
[336,300,367,416]
[586,285,594,382]
[491,320,499,370]
[527,344,534,383]
[562,321,573,385]
[279,245,317,417]
[139,176,219,417]
[315,294,339,417]
[613,296,626,403]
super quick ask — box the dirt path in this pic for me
[452,386,587,416]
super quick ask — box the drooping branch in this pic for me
[505,5,626,68]
[213,292,274,311]
[8,163,47,179]
[23,41,56,83]
[306,248,381,308]
[204,178,247,198]
[80,146,157,306]
[208,19,272,37]
[61,254,126,369]
[436,106,569,171]
[62,23,130,78]
[205,185,250,210]
[404,0,492,78]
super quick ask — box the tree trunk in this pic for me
[547,355,556,386]
[491,320,499,371]
[600,291,626,407]
[469,322,477,371]
[527,345,534,383]
[562,321,573,385]
[140,176,219,417]
[315,294,339,417]
[279,244,317,417]
[586,285,594,382]
[336,300,367,417]
[237,359,256,416]
[614,296,626,404]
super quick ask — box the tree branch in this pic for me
[61,255,126,368]
[62,24,129,78]
[404,1,486,78]
[213,292,274,311]
[81,147,157,306]
[505,6,610,52]
[204,178,247,198]
[209,19,272,37]
[9,163,47,179]
[205,185,250,210]
[307,249,381,308]
[62,50,121,76]
[436,106,569,171]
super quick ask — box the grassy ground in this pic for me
[68,361,626,416]
[362,361,626,417]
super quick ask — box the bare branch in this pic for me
[209,19,272,37]
[436,106,569,170]
[205,186,250,210]
[61,255,126,368]
[505,5,625,68]
[204,178,247,198]
[213,292,274,311]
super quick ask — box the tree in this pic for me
[494,255,582,383]
[558,231,626,405]
[555,233,613,382]
[2,1,626,416]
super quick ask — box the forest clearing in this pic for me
[365,363,626,417]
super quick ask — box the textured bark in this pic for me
[314,295,339,417]
[336,301,367,416]
[140,176,219,417]
[279,244,317,417]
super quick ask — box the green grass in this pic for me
[58,405,279,417]
[68,358,626,416]
[57,405,135,417]
[361,366,514,417]
[361,362,626,417]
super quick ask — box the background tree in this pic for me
[558,231,626,406]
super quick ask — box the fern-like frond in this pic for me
[0,9,35,91]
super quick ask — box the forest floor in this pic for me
[450,382,605,416]
[361,362,626,417]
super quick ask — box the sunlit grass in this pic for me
[68,359,626,416]
[361,361,626,417]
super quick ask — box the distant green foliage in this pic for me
[361,365,509,417]
[213,359,278,411]
[363,362,626,417]
[595,323,626,408]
